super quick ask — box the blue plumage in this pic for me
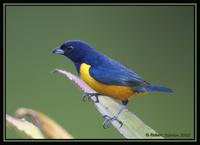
[145,85,173,93]
[53,40,173,93]
[52,40,173,128]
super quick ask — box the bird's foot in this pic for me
[82,92,101,103]
[102,115,123,129]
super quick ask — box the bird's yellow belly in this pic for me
[80,63,142,100]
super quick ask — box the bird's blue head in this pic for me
[52,40,94,62]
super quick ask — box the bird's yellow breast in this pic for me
[80,63,142,100]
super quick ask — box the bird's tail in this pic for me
[145,85,173,93]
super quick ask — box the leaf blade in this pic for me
[52,68,163,139]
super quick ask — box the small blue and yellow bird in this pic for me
[52,40,173,128]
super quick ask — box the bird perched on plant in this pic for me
[52,40,173,128]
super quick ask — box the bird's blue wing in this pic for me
[84,50,150,87]
[89,65,149,87]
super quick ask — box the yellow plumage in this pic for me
[80,63,144,100]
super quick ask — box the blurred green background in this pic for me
[5,5,195,139]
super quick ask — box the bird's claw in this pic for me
[102,115,123,129]
[82,93,100,103]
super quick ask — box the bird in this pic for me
[52,40,173,128]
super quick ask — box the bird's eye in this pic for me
[67,46,74,51]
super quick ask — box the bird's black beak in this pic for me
[52,47,64,55]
